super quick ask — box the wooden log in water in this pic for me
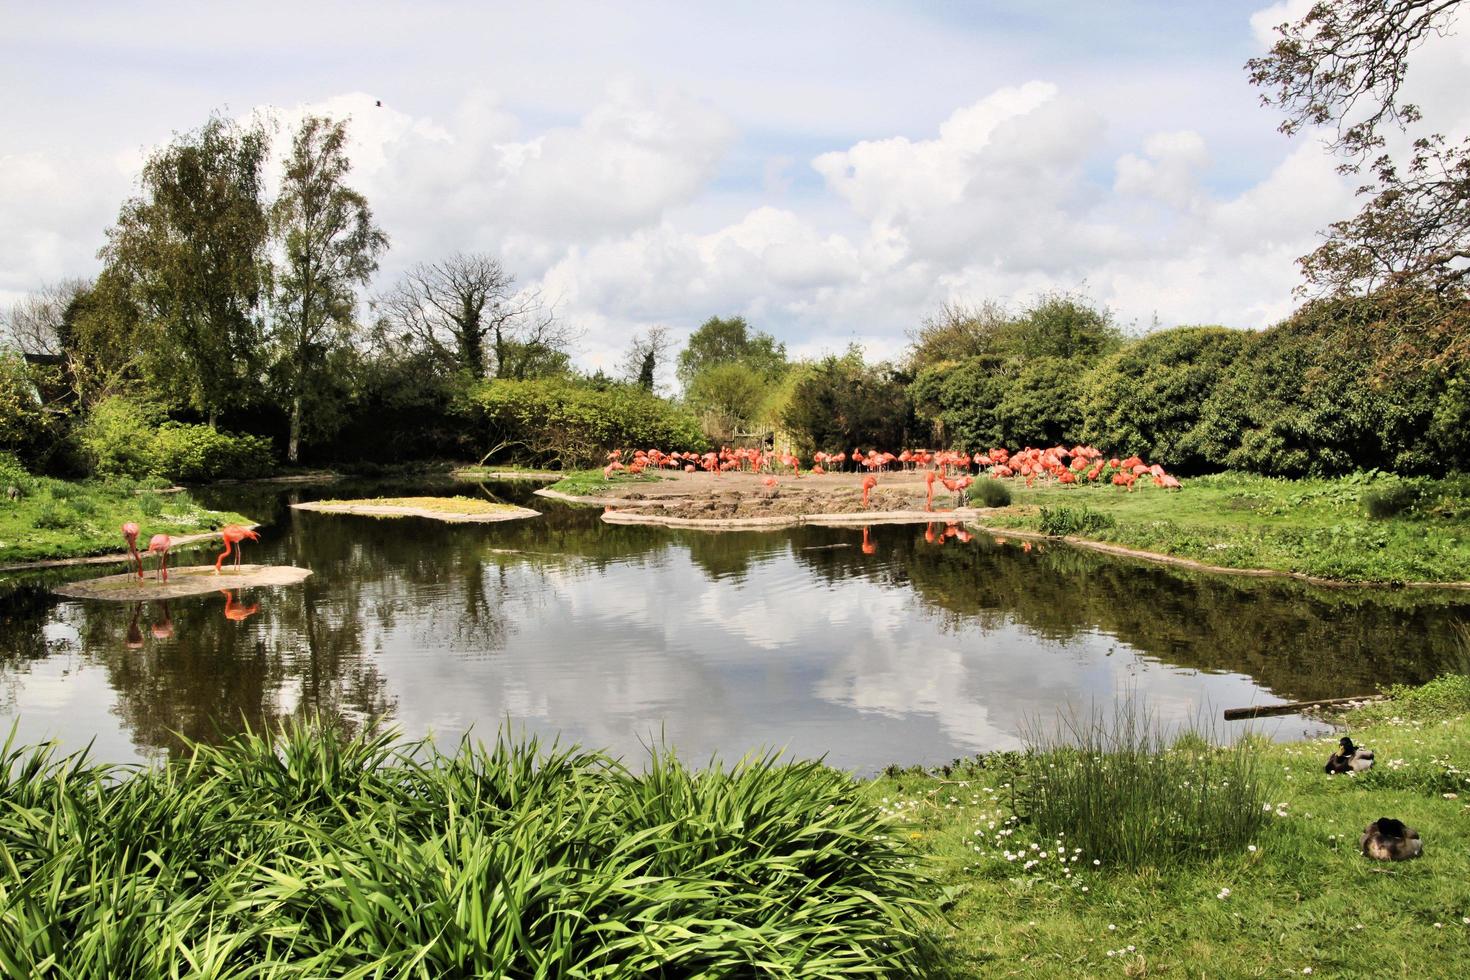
[1223,695,1385,721]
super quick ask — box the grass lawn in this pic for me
[307,495,524,515]
[0,474,251,565]
[976,472,1470,583]
[877,675,1470,977]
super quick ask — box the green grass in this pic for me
[0,724,931,977]
[547,467,667,496]
[0,473,251,565]
[979,471,1470,582]
[451,464,561,481]
[872,680,1470,977]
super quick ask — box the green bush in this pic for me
[969,478,1013,508]
[1362,481,1420,519]
[0,352,56,466]
[1081,326,1250,472]
[150,422,273,482]
[1019,704,1271,868]
[1037,506,1116,536]
[466,377,707,468]
[0,450,34,497]
[78,396,274,482]
[33,496,81,530]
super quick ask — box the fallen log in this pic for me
[1223,695,1385,721]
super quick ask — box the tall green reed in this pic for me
[1016,701,1272,869]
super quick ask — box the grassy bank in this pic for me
[547,467,667,496]
[877,676,1470,977]
[0,469,251,565]
[0,726,929,977]
[977,472,1470,583]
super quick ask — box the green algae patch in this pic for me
[290,496,539,523]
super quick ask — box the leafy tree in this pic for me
[684,361,772,433]
[270,115,387,463]
[778,348,909,454]
[1006,292,1122,360]
[379,253,571,380]
[0,352,55,464]
[1248,0,1469,294]
[906,300,1013,369]
[1082,327,1252,471]
[101,115,271,425]
[676,316,786,387]
[620,326,674,390]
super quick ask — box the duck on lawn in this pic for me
[1325,736,1374,774]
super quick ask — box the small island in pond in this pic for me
[53,564,313,600]
[290,496,540,523]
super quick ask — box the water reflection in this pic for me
[1,478,1467,770]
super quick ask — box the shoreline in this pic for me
[0,524,260,574]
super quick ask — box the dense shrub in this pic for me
[778,350,912,454]
[1196,290,1470,477]
[1082,326,1250,472]
[1037,506,1116,536]
[466,377,707,468]
[969,478,1013,508]
[1362,481,1421,519]
[0,352,56,467]
[911,354,1087,451]
[78,396,275,481]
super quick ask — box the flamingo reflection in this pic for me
[150,600,174,640]
[861,525,877,555]
[220,590,260,623]
[125,603,144,649]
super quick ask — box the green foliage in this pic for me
[1082,326,1251,471]
[1017,704,1271,868]
[968,478,1012,508]
[466,377,707,468]
[1362,480,1420,519]
[78,396,273,482]
[0,351,56,466]
[778,348,910,454]
[101,114,271,421]
[676,315,787,387]
[1037,506,1116,536]
[0,723,932,976]
[1007,291,1123,361]
[1197,289,1470,476]
[684,360,776,434]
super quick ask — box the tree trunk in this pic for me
[288,391,302,464]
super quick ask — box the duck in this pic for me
[1324,736,1374,774]
[1360,817,1422,861]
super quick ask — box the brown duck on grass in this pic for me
[1360,817,1423,861]
[1325,736,1374,774]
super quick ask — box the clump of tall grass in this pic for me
[1016,702,1272,868]
[1362,481,1420,519]
[0,723,931,977]
[968,479,1012,508]
[1037,505,1115,536]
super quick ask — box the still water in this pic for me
[2,479,1466,771]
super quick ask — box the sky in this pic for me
[3,0,1469,384]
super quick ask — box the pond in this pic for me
[2,478,1467,771]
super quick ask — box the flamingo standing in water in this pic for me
[121,522,143,579]
[220,590,260,622]
[214,525,260,573]
[861,474,877,509]
[146,533,171,581]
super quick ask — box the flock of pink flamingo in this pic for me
[119,522,260,582]
[603,443,1182,507]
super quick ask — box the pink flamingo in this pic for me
[214,525,259,574]
[861,474,877,509]
[121,522,143,579]
[146,533,171,581]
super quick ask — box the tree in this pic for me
[905,300,1013,369]
[620,325,675,390]
[379,253,572,380]
[676,316,786,387]
[1248,0,1469,294]
[778,347,909,454]
[102,115,271,424]
[685,361,771,433]
[1006,291,1122,360]
[270,115,387,463]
